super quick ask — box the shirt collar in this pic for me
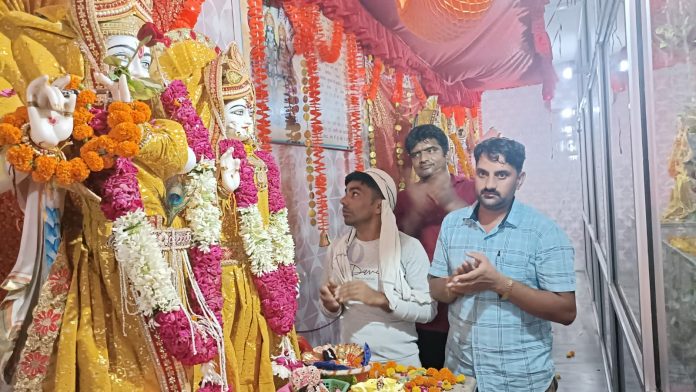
[467,198,520,228]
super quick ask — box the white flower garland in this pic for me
[112,209,180,316]
[269,209,295,267]
[238,207,295,277]
[185,159,221,252]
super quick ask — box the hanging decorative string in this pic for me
[346,33,364,171]
[411,74,427,104]
[316,15,344,64]
[285,1,330,246]
[248,0,272,151]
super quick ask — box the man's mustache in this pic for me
[480,189,500,196]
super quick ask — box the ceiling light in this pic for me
[619,60,629,72]
[562,125,573,134]
[561,108,575,119]
[562,67,573,80]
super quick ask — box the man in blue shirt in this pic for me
[429,137,576,392]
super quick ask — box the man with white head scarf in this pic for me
[319,169,436,366]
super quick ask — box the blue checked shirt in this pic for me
[430,200,575,392]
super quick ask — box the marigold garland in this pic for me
[368,362,466,392]
[248,0,272,151]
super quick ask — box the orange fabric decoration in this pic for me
[248,0,272,151]
[366,58,383,101]
[316,17,343,64]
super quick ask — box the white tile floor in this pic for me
[552,269,610,392]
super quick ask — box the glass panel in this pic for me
[620,332,643,391]
[605,1,641,332]
[590,64,610,258]
[648,0,696,389]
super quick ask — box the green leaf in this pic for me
[138,77,163,90]
[103,55,125,67]
[130,88,158,101]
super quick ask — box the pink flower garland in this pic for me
[159,81,225,368]
[99,86,224,374]
[216,140,298,335]
[160,81,214,160]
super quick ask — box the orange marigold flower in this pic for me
[80,139,98,157]
[1,113,23,128]
[82,151,104,172]
[6,144,34,172]
[76,90,97,108]
[427,387,439,392]
[108,122,140,143]
[73,107,94,125]
[438,368,455,383]
[426,368,439,377]
[65,74,82,90]
[96,135,116,154]
[131,101,151,123]
[115,141,139,158]
[12,106,29,124]
[107,110,132,128]
[385,361,397,369]
[0,123,22,145]
[69,158,90,182]
[102,155,115,169]
[72,124,94,141]
[32,155,58,182]
[108,102,132,113]
[55,160,73,185]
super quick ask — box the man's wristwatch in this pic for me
[499,278,514,301]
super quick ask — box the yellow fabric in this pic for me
[47,120,190,392]
[156,39,217,101]
[0,9,83,102]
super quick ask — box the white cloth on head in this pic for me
[329,168,434,320]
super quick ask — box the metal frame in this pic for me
[576,0,673,390]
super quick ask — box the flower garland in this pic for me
[160,81,226,391]
[346,33,365,171]
[316,15,343,64]
[218,138,298,335]
[0,106,88,185]
[285,1,330,244]
[248,0,272,151]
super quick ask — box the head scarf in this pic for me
[331,168,430,307]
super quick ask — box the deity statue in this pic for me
[0,0,209,390]
[200,43,301,391]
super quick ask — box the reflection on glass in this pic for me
[650,0,696,388]
[590,73,609,256]
[606,2,641,331]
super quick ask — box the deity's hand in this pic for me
[219,148,241,193]
[95,73,131,103]
[26,75,77,148]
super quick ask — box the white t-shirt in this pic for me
[323,232,433,366]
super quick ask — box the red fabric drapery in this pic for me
[301,0,555,106]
